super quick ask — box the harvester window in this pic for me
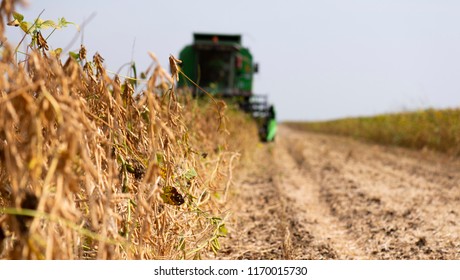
[198,50,233,90]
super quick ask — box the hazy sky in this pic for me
[6,0,460,121]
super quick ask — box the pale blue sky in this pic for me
[6,0,460,121]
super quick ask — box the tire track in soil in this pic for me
[216,125,460,259]
[283,125,460,259]
[276,131,368,259]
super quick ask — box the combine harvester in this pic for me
[178,33,276,142]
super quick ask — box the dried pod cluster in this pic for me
[0,2,255,259]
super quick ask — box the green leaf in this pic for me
[218,224,228,236]
[69,51,80,60]
[20,21,31,33]
[210,217,227,237]
[35,18,43,28]
[50,48,62,57]
[125,163,135,173]
[156,153,164,164]
[41,20,57,29]
[58,17,80,31]
[184,168,197,180]
[58,17,69,27]
[13,11,24,22]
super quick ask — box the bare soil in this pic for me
[217,125,460,259]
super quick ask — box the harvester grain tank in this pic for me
[178,33,276,142]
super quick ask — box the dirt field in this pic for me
[217,125,460,260]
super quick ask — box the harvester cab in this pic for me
[178,33,276,142]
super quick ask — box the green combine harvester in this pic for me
[178,33,277,142]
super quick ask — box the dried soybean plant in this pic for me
[0,2,231,259]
